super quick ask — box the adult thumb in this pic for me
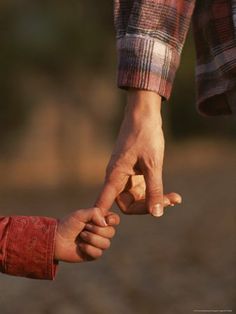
[143,167,164,217]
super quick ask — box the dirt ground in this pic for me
[0,139,235,314]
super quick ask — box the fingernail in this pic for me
[170,204,175,207]
[151,204,163,217]
[107,217,115,225]
[100,218,107,227]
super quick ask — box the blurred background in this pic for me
[0,1,235,313]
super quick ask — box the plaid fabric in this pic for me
[193,0,236,115]
[114,0,236,116]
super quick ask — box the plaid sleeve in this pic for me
[114,0,196,100]
[192,0,236,116]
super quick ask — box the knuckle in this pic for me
[93,207,102,217]
[93,207,99,214]
[147,187,163,199]
[140,155,161,172]
[148,185,162,195]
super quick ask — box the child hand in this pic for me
[116,175,182,216]
[54,208,120,263]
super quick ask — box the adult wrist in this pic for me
[126,89,162,121]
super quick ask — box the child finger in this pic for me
[80,231,111,250]
[105,212,120,226]
[78,242,103,260]
[85,224,116,238]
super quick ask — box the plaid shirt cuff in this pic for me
[117,35,181,100]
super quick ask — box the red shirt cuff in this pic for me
[3,216,58,280]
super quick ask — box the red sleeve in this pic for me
[0,216,58,280]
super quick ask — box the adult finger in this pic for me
[142,167,164,217]
[116,192,181,215]
[95,170,128,212]
[116,192,134,213]
[165,192,182,206]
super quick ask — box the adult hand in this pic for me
[96,89,181,217]
[54,207,120,263]
[116,175,182,214]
